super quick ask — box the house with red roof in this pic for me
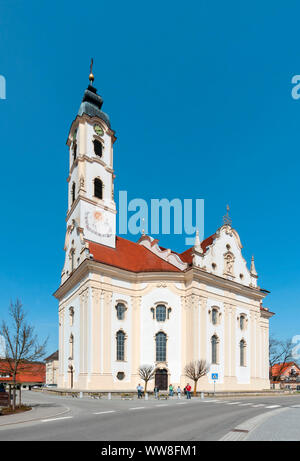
[54,70,274,392]
[270,362,300,390]
[0,359,45,389]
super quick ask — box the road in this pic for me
[0,390,299,441]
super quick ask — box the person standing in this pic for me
[154,385,159,399]
[169,384,174,397]
[186,383,192,399]
[177,386,181,399]
[137,383,143,399]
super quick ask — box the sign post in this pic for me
[211,373,218,395]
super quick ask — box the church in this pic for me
[54,67,273,392]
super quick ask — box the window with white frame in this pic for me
[116,330,125,361]
[156,305,166,322]
[212,308,218,325]
[240,339,246,366]
[156,332,167,362]
[69,334,74,360]
[116,303,126,320]
[240,314,246,330]
[211,335,219,364]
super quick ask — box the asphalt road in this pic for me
[0,390,299,441]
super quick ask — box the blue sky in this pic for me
[0,0,299,354]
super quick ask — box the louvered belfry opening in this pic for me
[93,139,103,157]
[94,178,103,199]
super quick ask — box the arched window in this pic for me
[116,303,126,320]
[93,140,103,157]
[156,332,167,362]
[212,308,218,325]
[69,334,74,360]
[240,315,245,330]
[69,306,74,326]
[116,331,125,361]
[240,339,246,366]
[72,183,76,204]
[70,248,75,272]
[94,178,103,199]
[211,335,219,364]
[156,305,166,322]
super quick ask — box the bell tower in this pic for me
[61,62,117,283]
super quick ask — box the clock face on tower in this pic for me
[93,124,104,136]
[84,210,112,238]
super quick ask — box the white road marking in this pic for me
[239,403,252,406]
[94,411,116,415]
[227,402,241,405]
[265,405,281,409]
[156,404,168,407]
[129,407,145,410]
[252,404,265,407]
[176,403,187,405]
[291,405,300,408]
[42,416,73,423]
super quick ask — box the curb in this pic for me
[219,407,289,441]
[0,405,71,428]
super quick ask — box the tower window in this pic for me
[72,183,76,204]
[73,142,77,161]
[93,140,103,157]
[94,178,103,199]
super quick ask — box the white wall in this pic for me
[140,287,182,383]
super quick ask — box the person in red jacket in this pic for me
[186,383,192,399]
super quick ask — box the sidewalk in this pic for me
[0,402,69,427]
[245,407,300,441]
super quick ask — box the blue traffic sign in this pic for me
[211,373,218,380]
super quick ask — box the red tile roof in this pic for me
[0,360,45,384]
[88,234,217,273]
[179,234,216,264]
[88,237,181,273]
[45,350,58,362]
[270,362,300,377]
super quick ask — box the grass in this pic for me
[0,405,32,416]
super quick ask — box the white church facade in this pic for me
[54,70,274,392]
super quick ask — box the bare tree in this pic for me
[0,300,48,409]
[185,360,210,396]
[138,365,156,393]
[269,336,293,382]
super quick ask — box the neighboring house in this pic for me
[0,360,45,389]
[45,351,59,385]
[270,362,300,390]
[54,68,274,392]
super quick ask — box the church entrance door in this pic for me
[155,369,168,390]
